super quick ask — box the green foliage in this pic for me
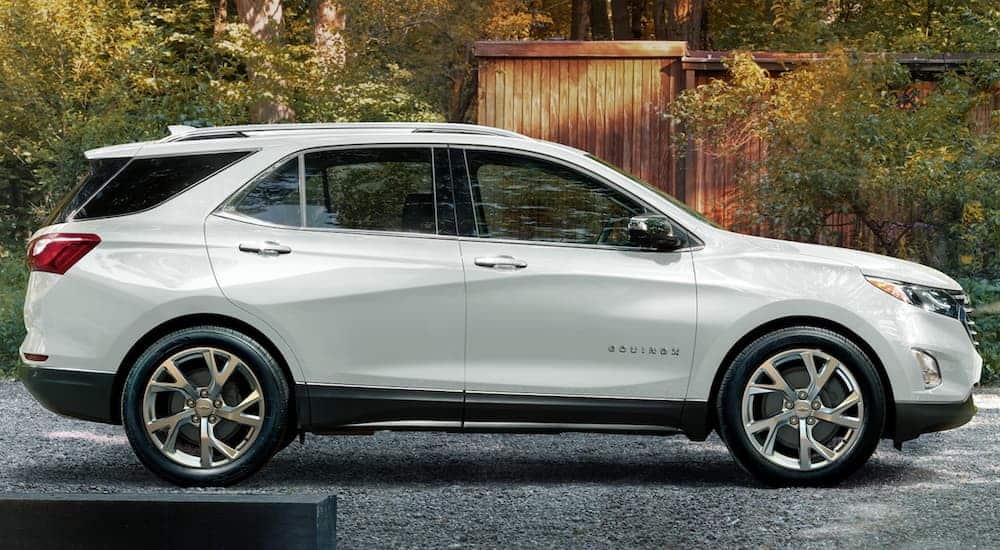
[957,277,1000,382]
[0,0,440,244]
[708,0,1000,53]
[341,0,553,122]
[0,251,26,376]
[669,51,1000,277]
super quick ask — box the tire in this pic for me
[716,326,886,486]
[122,326,290,486]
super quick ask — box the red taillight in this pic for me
[27,233,101,274]
[23,353,48,362]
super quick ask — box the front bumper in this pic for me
[891,393,977,447]
[20,365,118,424]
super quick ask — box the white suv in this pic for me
[20,123,981,486]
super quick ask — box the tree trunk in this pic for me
[653,0,666,39]
[447,69,477,123]
[213,0,228,38]
[313,0,346,69]
[665,0,705,49]
[588,0,611,40]
[235,0,295,122]
[570,0,589,40]
[610,0,630,39]
[629,0,644,38]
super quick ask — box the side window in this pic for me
[74,151,253,220]
[303,148,436,234]
[46,157,130,225]
[223,159,301,226]
[465,150,646,246]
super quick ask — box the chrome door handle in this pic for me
[239,241,292,256]
[474,255,527,269]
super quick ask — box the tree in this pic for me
[611,0,630,39]
[341,1,552,122]
[665,0,705,48]
[589,0,612,39]
[213,0,229,38]
[706,0,1000,52]
[653,0,667,39]
[313,0,346,68]
[570,0,589,39]
[629,0,645,38]
[235,0,295,122]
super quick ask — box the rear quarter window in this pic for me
[46,157,130,225]
[73,151,254,220]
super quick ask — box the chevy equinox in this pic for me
[20,123,980,486]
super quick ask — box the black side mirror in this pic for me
[628,215,683,251]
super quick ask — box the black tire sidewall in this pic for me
[717,326,886,486]
[122,326,289,486]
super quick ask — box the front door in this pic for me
[206,146,466,429]
[451,148,698,427]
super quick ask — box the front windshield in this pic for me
[586,154,720,228]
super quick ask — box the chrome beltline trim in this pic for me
[462,422,679,432]
[465,389,678,401]
[302,381,463,393]
[344,420,462,429]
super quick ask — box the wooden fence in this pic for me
[475,41,997,244]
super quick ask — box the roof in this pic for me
[681,50,995,73]
[475,40,687,58]
[85,123,534,159]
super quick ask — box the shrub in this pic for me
[959,278,1000,382]
[0,251,26,377]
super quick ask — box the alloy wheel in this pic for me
[141,347,265,468]
[740,348,865,471]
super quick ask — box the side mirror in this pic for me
[628,215,683,251]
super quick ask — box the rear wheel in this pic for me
[122,326,289,486]
[716,326,885,486]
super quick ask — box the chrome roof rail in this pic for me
[161,123,527,142]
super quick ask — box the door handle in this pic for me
[474,255,528,269]
[238,241,292,256]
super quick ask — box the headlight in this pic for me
[866,276,962,319]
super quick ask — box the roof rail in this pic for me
[161,123,527,142]
[167,125,197,137]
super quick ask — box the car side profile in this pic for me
[20,123,981,486]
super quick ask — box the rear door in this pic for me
[205,146,466,429]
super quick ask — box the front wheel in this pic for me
[716,326,886,486]
[122,326,290,486]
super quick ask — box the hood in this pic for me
[722,232,962,291]
[789,241,960,290]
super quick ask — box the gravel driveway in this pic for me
[1,380,998,549]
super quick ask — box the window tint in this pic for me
[465,150,646,246]
[74,151,253,220]
[46,157,130,225]
[433,147,457,236]
[224,159,301,226]
[303,148,436,234]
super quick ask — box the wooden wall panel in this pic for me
[476,53,681,196]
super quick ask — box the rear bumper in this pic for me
[892,394,977,446]
[20,365,118,424]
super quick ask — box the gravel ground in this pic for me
[1,380,998,549]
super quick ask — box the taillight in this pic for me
[26,233,101,274]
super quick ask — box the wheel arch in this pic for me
[110,313,302,426]
[700,315,895,438]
